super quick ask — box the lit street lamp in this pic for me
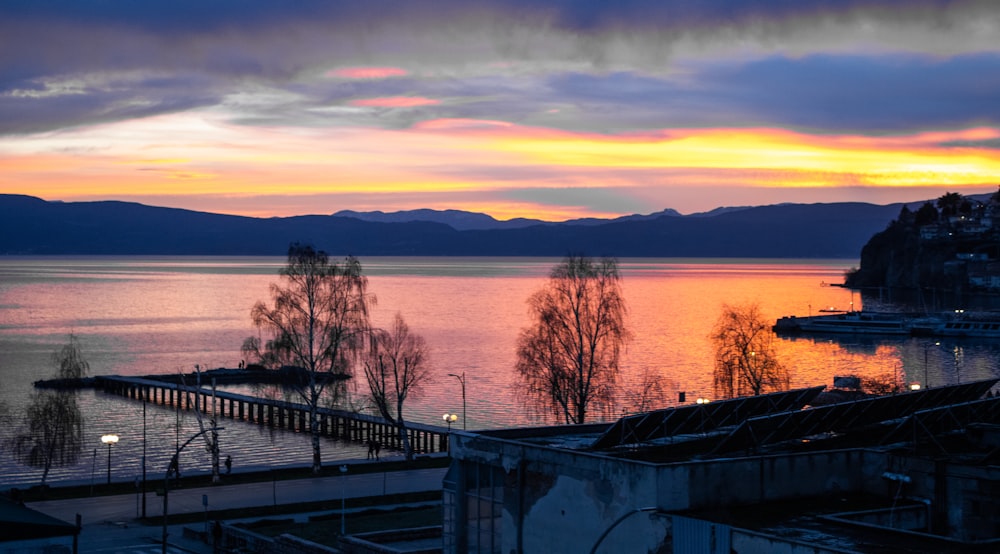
[101,434,119,486]
[443,413,458,432]
[695,398,709,435]
[447,372,466,430]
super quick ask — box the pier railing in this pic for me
[95,376,450,454]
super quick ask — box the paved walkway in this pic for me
[26,463,447,553]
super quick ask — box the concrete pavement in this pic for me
[26,462,447,553]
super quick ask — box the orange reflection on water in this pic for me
[3,257,1000,428]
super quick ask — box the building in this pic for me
[0,496,78,553]
[444,381,1000,553]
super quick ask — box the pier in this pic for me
[94,376,450,454]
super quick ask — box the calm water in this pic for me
[2,256,999,487]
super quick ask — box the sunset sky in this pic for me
[1,0,999,221]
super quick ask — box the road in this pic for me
[26,465,447,553]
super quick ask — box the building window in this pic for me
[466,461,504,553]
[443,465,458,551]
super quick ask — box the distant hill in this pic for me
[0,194,904,258]
[333,207,685,230]
[333,209,541,230]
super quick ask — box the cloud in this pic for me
[349,97,441,108]
[328,67,410,79]
[2,0,998,135]
[696,54,1000,132]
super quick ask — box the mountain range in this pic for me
[0,194,910,258]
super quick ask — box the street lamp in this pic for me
[141,388,147,518]
[923,341,940,389]
[443,413,458,432]
[339,465,348,536]
[101,434,119,486]
[162,426,223,554]
[695,398,709,435]
[447,372,466,430]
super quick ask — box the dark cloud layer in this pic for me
[1,0,997,135]
[545,54,1000,133]
[1,0,969,32]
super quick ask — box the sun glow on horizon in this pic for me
[2,112,998,220]
[495,127,1000,189]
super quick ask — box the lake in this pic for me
[3,256,1000,487]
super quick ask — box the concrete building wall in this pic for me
[448,431,1000,552]
[683,449,872,510]
[450,433,671,553]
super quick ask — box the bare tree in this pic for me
[624,367,671,414]
[516,255,631,424]
[711,303,789,399]
[9,334,88,485]
[243,243,373,474]
[362,313,431,460]
[861,365,906,396]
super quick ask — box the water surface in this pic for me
[2,256,998,487]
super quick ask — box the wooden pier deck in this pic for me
[95,375,450,454]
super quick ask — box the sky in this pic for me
[1,0,999,221]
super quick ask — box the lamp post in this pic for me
[339,465,348,535]
[447,372,466,430]
[695,398,709,435]
[443,413,458,432]
[923,341,940,389]
[162,426,223,554]
[141,388,147,518]
[101,434,119,486]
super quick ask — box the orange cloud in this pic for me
[349,97,440,108]
[492,126,1000,189]
[327,67,408,79]
[4,111,1000,221]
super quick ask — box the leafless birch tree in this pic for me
[9,334,88,485]
[243,243,373,473]
[711,302,789,399]
[516,255,630,424]
[362,313,430,460]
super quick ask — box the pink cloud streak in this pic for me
[327,67,408,79]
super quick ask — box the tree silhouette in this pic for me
[936,191,964,218]
[9,335,88,485]
[243,243,373,473]
[516,255,631,424]
[362,313,430,460]
[711,303,789,399]
[914,201,939,226]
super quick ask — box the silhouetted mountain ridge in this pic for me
[0,195,902,257]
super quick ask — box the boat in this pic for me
[927,312,1000,338]
[773,311,912,335]
[775,309,1000,339]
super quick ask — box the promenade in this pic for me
[26,463,447,553]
